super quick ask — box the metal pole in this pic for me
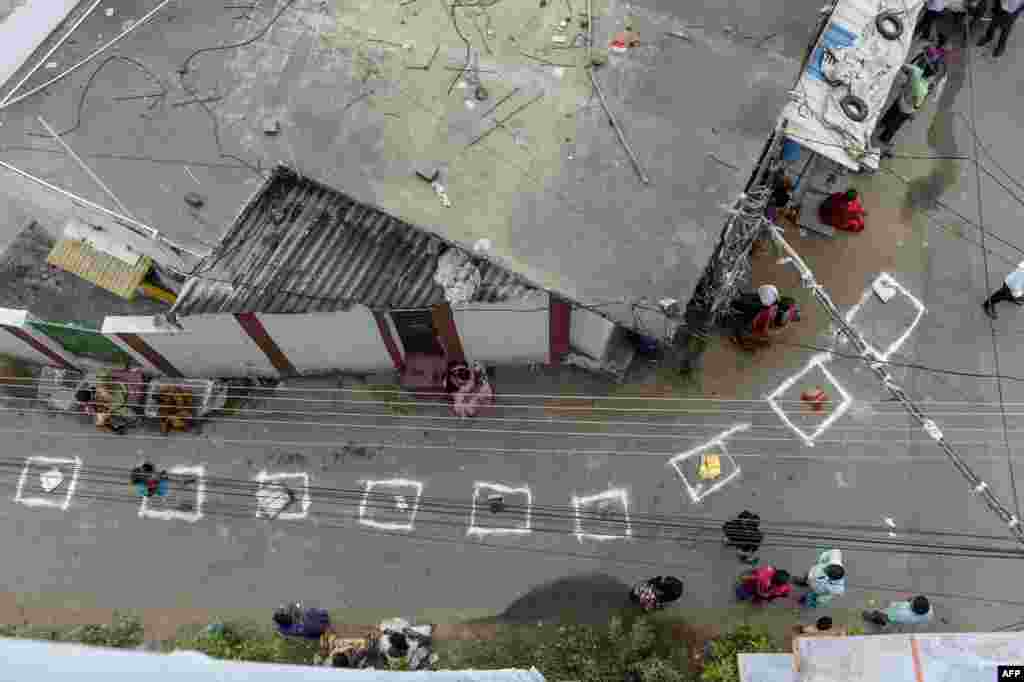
[589,69,650,185]
[36,115,136,219]
[768,224,1024,544]
[0,0,104,107]
[0,0,174,111]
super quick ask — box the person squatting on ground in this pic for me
[982,261,1024,319]
[877,64,929,146]
[818,188,866,233]
[630,576,684,612]
[863,596,934,629]
[730,285,800,350]
[977,0,1024,58]
[722,511,764,564]
[793,549,846,609]
[273,603,331,640]
[736,566,792,605]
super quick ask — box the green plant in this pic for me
[0,613,145,649]
[167,621,317,665]
[700,624,781,682]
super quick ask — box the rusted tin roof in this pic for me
[47,238,152,300]
[171,166,542,316]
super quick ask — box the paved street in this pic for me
[2,0,1024,642]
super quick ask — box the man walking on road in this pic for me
[977,0,1024,58]
[982,261,1024,319]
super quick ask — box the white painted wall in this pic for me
[257,307,393,373]
[103,314,276,377]
[453,294,550,365]
[570,306,615,360]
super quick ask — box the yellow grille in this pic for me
[47,239,152,300]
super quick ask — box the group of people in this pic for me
[723,511,934,631]
[917,0,1024,59]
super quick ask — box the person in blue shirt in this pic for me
[863,595,934,628]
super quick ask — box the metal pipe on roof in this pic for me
[0,0,175,111]
[36,115,136,219]
[0,0,105,108]
[0,156,206,263]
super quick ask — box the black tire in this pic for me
[840,94,869,122]
[876,11,904,40]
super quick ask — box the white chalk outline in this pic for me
[843,272,926,362]
[571,488,632,542]
[255,471,311,520]
[766,353,852,447]
[358,478,423,532]
[467,482,533,537]
[138,465,206,523]
[668,424,747,504]
[14,456,81,510]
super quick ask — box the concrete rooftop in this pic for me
[0,0,821,328]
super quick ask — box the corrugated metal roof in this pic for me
[171,166,541,316]
[47,238,152,300]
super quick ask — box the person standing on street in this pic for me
[863,595,934,629]
[722,511,764,564]
[977,0,1024,57]
[982,261,1024,319]
[877,64,929,147]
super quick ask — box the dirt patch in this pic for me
[668,620,720,672]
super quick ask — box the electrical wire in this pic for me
[24,56,167,139]
[962,31,1021,520]
[1,457,1020,560]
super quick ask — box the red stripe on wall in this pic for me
[2,325,77,371]
[116,333,183,377]
[549,298,571,364]
[234,313,298,377]
[374,312,405,371]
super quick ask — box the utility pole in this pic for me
[767,223,1024,545]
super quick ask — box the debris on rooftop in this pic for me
[434,248,481,304]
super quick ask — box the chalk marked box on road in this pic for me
[14,455,82,511]
[358,478,423,532]
[668,424,746,504]
[844,272,926,362]
[138,465,206,523]
[766,353,852,447]
[571,488,632,542]
[467,482,532,536]
[255,471,311,520]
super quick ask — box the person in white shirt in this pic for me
[978,0,1024,57]
[982,262,1024,319]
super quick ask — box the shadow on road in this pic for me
[476,573,635,626]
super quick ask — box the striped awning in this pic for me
[47,238,152,300]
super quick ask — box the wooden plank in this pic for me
[46,239,151,299]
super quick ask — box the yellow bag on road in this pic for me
[697,453,721,480]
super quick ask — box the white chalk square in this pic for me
[138,465,206,523]
[766,354,852,447]
[358,479,423,532]
[572,488,632,542]
[467,482,532,536]
[668,424,747,504]
[14,456,82,510]
[844,273,926,361]
[255,472,311,520]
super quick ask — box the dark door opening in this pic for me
[391,310,445,356]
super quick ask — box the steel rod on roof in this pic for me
[589,69,650,185]
[36,115,136,219]
[0,0,105,108]
[0,0,174,111]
